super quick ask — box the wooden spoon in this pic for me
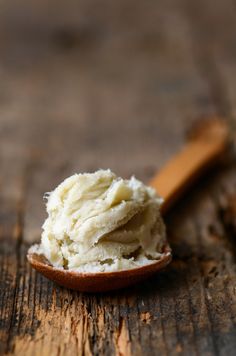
[27,118,229,292]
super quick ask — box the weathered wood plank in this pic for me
[1,0,236,355]
[179,1,236,354]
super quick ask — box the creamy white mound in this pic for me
[35,169,166,272]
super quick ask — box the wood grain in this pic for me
[1,0,236,355]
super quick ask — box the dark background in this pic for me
[1,1,236,355]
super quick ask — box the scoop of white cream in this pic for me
[37,169,166,272]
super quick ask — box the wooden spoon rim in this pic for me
[27,243,172,279]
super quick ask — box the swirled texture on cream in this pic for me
[39,170,166,272]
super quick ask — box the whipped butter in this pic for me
[36,169,166,272]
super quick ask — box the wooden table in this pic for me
[1,1,236,355]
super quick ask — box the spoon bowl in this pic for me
[27,244,172,292]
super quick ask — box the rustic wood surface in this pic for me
[1,0,236,355]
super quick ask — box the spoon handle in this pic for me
[149,118,229,214]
